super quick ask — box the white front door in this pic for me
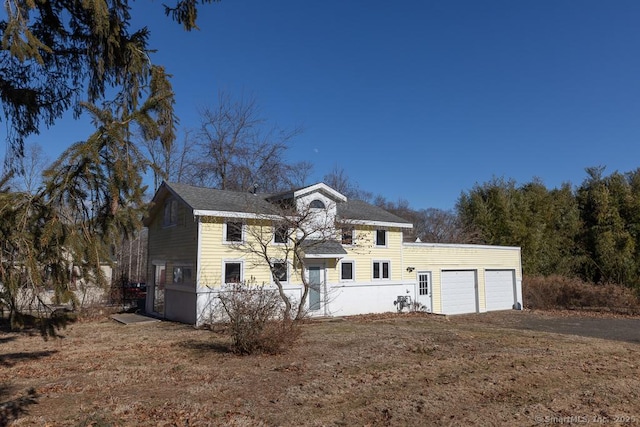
[416,271,432,312]
[306,262,325,314]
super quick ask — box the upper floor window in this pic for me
[224,221,244,243]
[310,199,325,209]
[342,227,354,245]
[375,229,387,247]
[163,199,178,227]
[274,224,289,244]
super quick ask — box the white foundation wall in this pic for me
[324,282,414,317]
[195,286,304,326]
[194,283,412,325]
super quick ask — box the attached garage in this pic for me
[441,270,478,315]
[485,269,517,311]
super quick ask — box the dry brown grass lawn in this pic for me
[2,311,640,426]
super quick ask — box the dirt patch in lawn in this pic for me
[2,311,640,426]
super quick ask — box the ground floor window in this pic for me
[340,260,354,281]
[224,261,242,284]
[272,261,288,283]
[373,261,390,280]
[173,266,193,285]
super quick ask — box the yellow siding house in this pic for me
[144,182,522,325]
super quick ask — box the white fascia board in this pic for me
[341,219,413,229]
[294,183,348,202]
[403,242,521,251]
[193,209,281,221]
[304,253,347,259]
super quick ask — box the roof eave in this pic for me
[303,253,347,259]
[193,209,281,221]
[339,219,413,229]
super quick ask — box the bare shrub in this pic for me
[217,283,301,355]
[524,275,640,313]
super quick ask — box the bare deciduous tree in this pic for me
[323,165,372,201]
[5,143,50,194]
[188,92,308,192]
[141,129,196,190]
[233,199,343,321]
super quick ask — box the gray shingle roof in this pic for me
[166,182,277,215]
[160,182,412,226]
[301,239,348,257]
[337,199,412,225]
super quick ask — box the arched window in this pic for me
[310,199,325,209]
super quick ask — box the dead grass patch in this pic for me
[0,311,639,426]
[524,275,640,314]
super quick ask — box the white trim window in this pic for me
[375,229,387,247]
[340,260,355,281]
[173,265,193,285]
[271,260,288,283]
[372,260,390,280]
[224,220,244,243]
[310,199,326,209]
[273,224,289,245]
[341,227,355,245]
[223,261,243,284]
[163,199,178,227]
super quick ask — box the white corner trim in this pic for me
[196,217,202,291]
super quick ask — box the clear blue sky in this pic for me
[13,0,640,210]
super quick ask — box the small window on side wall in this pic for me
[163,199,178,227]
[173,266,193,285]
[375,229,387,247]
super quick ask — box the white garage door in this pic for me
[441,270,477,315]
[485,270,516,311]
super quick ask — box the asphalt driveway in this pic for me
[460,310,640,344]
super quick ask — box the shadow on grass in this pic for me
[0,337,16,345]
[0,310,76,340]
[179,338,232,355]
[0,387,38,427]
[0,350,58,368]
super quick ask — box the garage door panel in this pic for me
[485,270,515,311]
[441,270,477,315]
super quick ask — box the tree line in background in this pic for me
[457,167,640,291]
